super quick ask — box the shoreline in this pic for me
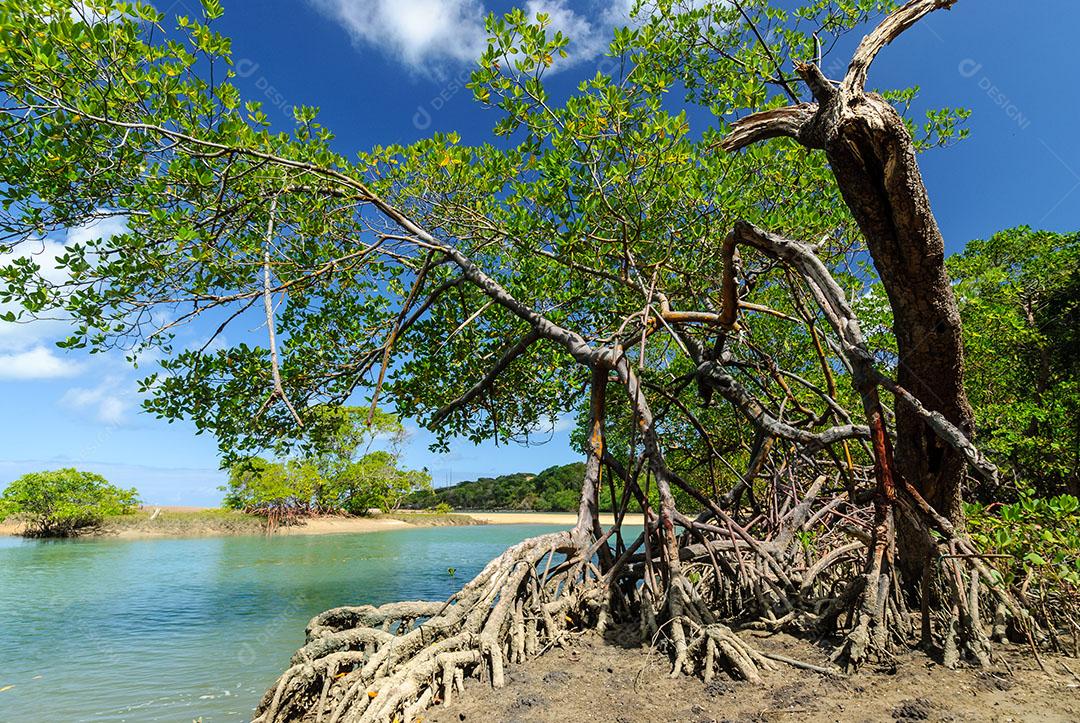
[0,507,643,540]
[464,510,645,526]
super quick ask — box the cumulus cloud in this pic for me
[306,0,647,75]
[524,0,606,65]
[0,213,127,359]
[65,213,129,247]
[0,346,81,380]
[308,0,488,74]
[0,238,75,352]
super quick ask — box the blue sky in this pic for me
[1,0,1078,505]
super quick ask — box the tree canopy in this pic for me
[0,468,139,536]
[1,1,1074,720]
[0,0,881,463]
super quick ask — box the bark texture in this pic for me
[722,0,973,588]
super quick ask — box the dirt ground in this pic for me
[427,628,1080,723]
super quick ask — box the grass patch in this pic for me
[379,511,480,527]
[100,507,267,536]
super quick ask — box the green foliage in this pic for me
[967,494,1080,632]
[321,451,433,515]
[0,468,139,537]
[305,406,404,477]
[409,463,632,513]
[221,457,320,517]
[950,227,1080,497]
[221,407,431,517]
[0,0,878,467]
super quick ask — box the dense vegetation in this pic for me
[951,228,1080,498]
[1,1,1077,721]
[408,462,654,513]
[221,407,432,521]
[0,469,139,537]
[408,463,583,511]
[967,493,1080,645]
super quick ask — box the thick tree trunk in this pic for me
[721,0,974,591]
[813,90,974,586]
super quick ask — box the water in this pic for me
[0,525,564,722]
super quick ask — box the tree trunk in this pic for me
[721,0,974,591]
[814,90,974,586]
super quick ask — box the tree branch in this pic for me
[429,330,542,427]
[843,0,958,94]
[260,195,303,427]
[720,103,818,152]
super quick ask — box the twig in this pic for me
[260,195,302,427]
[762,651,845,677]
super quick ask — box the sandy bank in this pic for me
[466,511,646,526]
[110,507,430,539]
[276,515,410,536]
[2,507,645,539]
[1,507,472,539]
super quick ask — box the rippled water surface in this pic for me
[0,524,564,722]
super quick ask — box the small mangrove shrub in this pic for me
[0,468,140,537]
[967,493,1080,647]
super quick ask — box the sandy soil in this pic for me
[467,511,646,526]
[427,628,1080,723]
[0,507,643,538]
[1,507,414,539]
[276,515,410,536]
[0,520,24,536]
[111,508,416,538]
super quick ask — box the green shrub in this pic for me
[321,452,433,515]
[967,493,1080,644]
[431,502,453,514]
[220,457,320,523]
[0,468,140,537]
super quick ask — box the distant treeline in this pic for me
[407,463,628,512]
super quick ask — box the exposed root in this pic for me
[693,623,777,682]
[254,405,1034,723]
[255,488,1038,723]
[252,530,605,723]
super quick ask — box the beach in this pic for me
[0,506,643,539]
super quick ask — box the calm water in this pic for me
[0,524,564,722]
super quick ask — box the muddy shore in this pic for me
[427,627,1080,723]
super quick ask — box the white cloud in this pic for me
[525,0,606,65]
[308,0,488,74]
[529,412,575,435]
[0,237,70,289]
[0,346,81,380]
[65,213,129,248]
[307,0,640,75]
[0,213,127,356]
[61,375,136,426]
[67,2,122,25]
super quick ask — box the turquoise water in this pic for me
[0,525,564,722]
